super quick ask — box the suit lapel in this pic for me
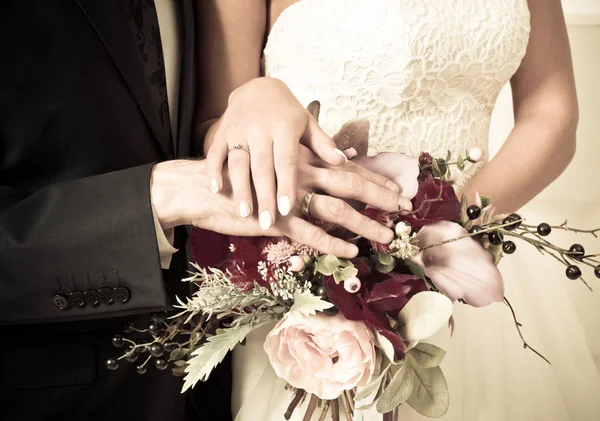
[176,0,196,158]
[76,0,171,156]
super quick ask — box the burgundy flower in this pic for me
[224,237,271,291]
[324,272,427,357]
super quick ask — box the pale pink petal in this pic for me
[413,221,505,307]
[353,153,420,200]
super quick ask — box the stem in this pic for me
[331,399,340,421]
[318,401,331,421]
[303,394,318,421]
[503,297,550,365]
[522,223,600,238]
[421,220,522,250]
[285,389,306,420]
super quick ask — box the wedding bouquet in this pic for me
[106,134,600,419]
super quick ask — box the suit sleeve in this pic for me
[0,164,173,324]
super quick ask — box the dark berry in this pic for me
[466,205,481,220]
[488,231,504,245]
[150,312,167,324]
[111,334,124,348]
[469,225,485,240]
[105,357,119,371]
[502,241,517,254]
[125,353,139,363]
[149,343,164,357]
[566,265,582,280]
[122,321,135,334]
[537,223,551,236]
[135,339,149,353]
[136,364,147,375]
[154,358,168,371]
[502,214,522,231]
[568,244,585,260]
[595,265,600,279]
[148,323,162,337]
[316,286,327,299]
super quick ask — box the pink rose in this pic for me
[264,312,376,400]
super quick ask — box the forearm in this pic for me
[463,114,577,214]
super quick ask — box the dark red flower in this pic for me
[324,272,427,357]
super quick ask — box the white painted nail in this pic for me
[259,210,273,230]
[278,196,292,216]
[239,200,251,218]
[210,179,220,194]
[334,148,348,163]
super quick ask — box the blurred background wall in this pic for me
[489,0,600,371]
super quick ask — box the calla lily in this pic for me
[354,153,420,200]
[412,221,504,307]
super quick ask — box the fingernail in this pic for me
[399,197,413,213]
[346,244,359,257]
[239,200,251,218]
[210,179,220,194]
[278,196,292,216]
[334,148,348,163]
[259,211,273,230]
[343,147,358,160]
[381,228,394,244]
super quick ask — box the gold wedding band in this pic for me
[227,143,250,155]
[302,191,316,218]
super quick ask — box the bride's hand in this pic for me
[204,77,351,230]
[151,147,403,258]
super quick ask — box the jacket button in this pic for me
[112,286,131,304]
[98,287,114,305]
[51,294,69,310]
[68,290,86,308]
[83,289,100,306]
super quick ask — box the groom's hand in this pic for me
[150,148,403,258]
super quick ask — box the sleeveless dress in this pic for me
[230,1,600,419]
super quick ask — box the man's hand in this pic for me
[150,145,404,258]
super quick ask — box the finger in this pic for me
[227,147,253,218]
[339,161,401,193]
[249,142,277,230]
[273,137,298,216]
[309,195,394,244]
[285,217,359,258]
[312,167,402,212]
[205,134,228,194]
[302,115,348,166]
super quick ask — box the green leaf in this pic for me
[170,348,188,361]
[333,268,344,283]
[342,266,358,280]
[355,361,391,402]
[376,362,415,413]
[480,196,492,208]
[374,330,396,362]
[290,290,334,317]
[182,317,275,392]
[404,259,426,280]
[174,360,187,367]
[398,292,453,343]
[409,343,446,368]
[406,362,449,417]
[378,252,394,266]
[432,159,441,177]
[446,150,452,162]
[376,261,395,274]
[338,258,353,267]
[316,254,341,276]
[457,156,465,170]
[172,366,186,377]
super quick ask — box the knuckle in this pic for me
[327,198,348,218]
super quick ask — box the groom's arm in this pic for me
[0,164,172,324]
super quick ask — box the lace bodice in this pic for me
[264,0,530,186]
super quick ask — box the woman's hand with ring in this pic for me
[204,77,348,230]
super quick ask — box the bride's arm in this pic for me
[462,0,578,214]
[194,0,266,145]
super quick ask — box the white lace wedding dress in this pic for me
[231,1,600,419]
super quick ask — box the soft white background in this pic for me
[489,0,600,369]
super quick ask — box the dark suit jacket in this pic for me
[0,1,231,420]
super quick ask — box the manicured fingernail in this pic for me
[278,196,292,216]
[399,197,413,213]
[259,211,273,230]
[346,244,359,257]
[239,200,251,218]
[210,179,220,194]
[334,148,348,163]
[343,147,358,160]
[381,228,394,244]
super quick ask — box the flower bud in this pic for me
[289,255,305,272]
[344,277,361,293]
[468,148,484,163]
[395,221,412,236]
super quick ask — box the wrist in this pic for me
[150,160,212,230]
